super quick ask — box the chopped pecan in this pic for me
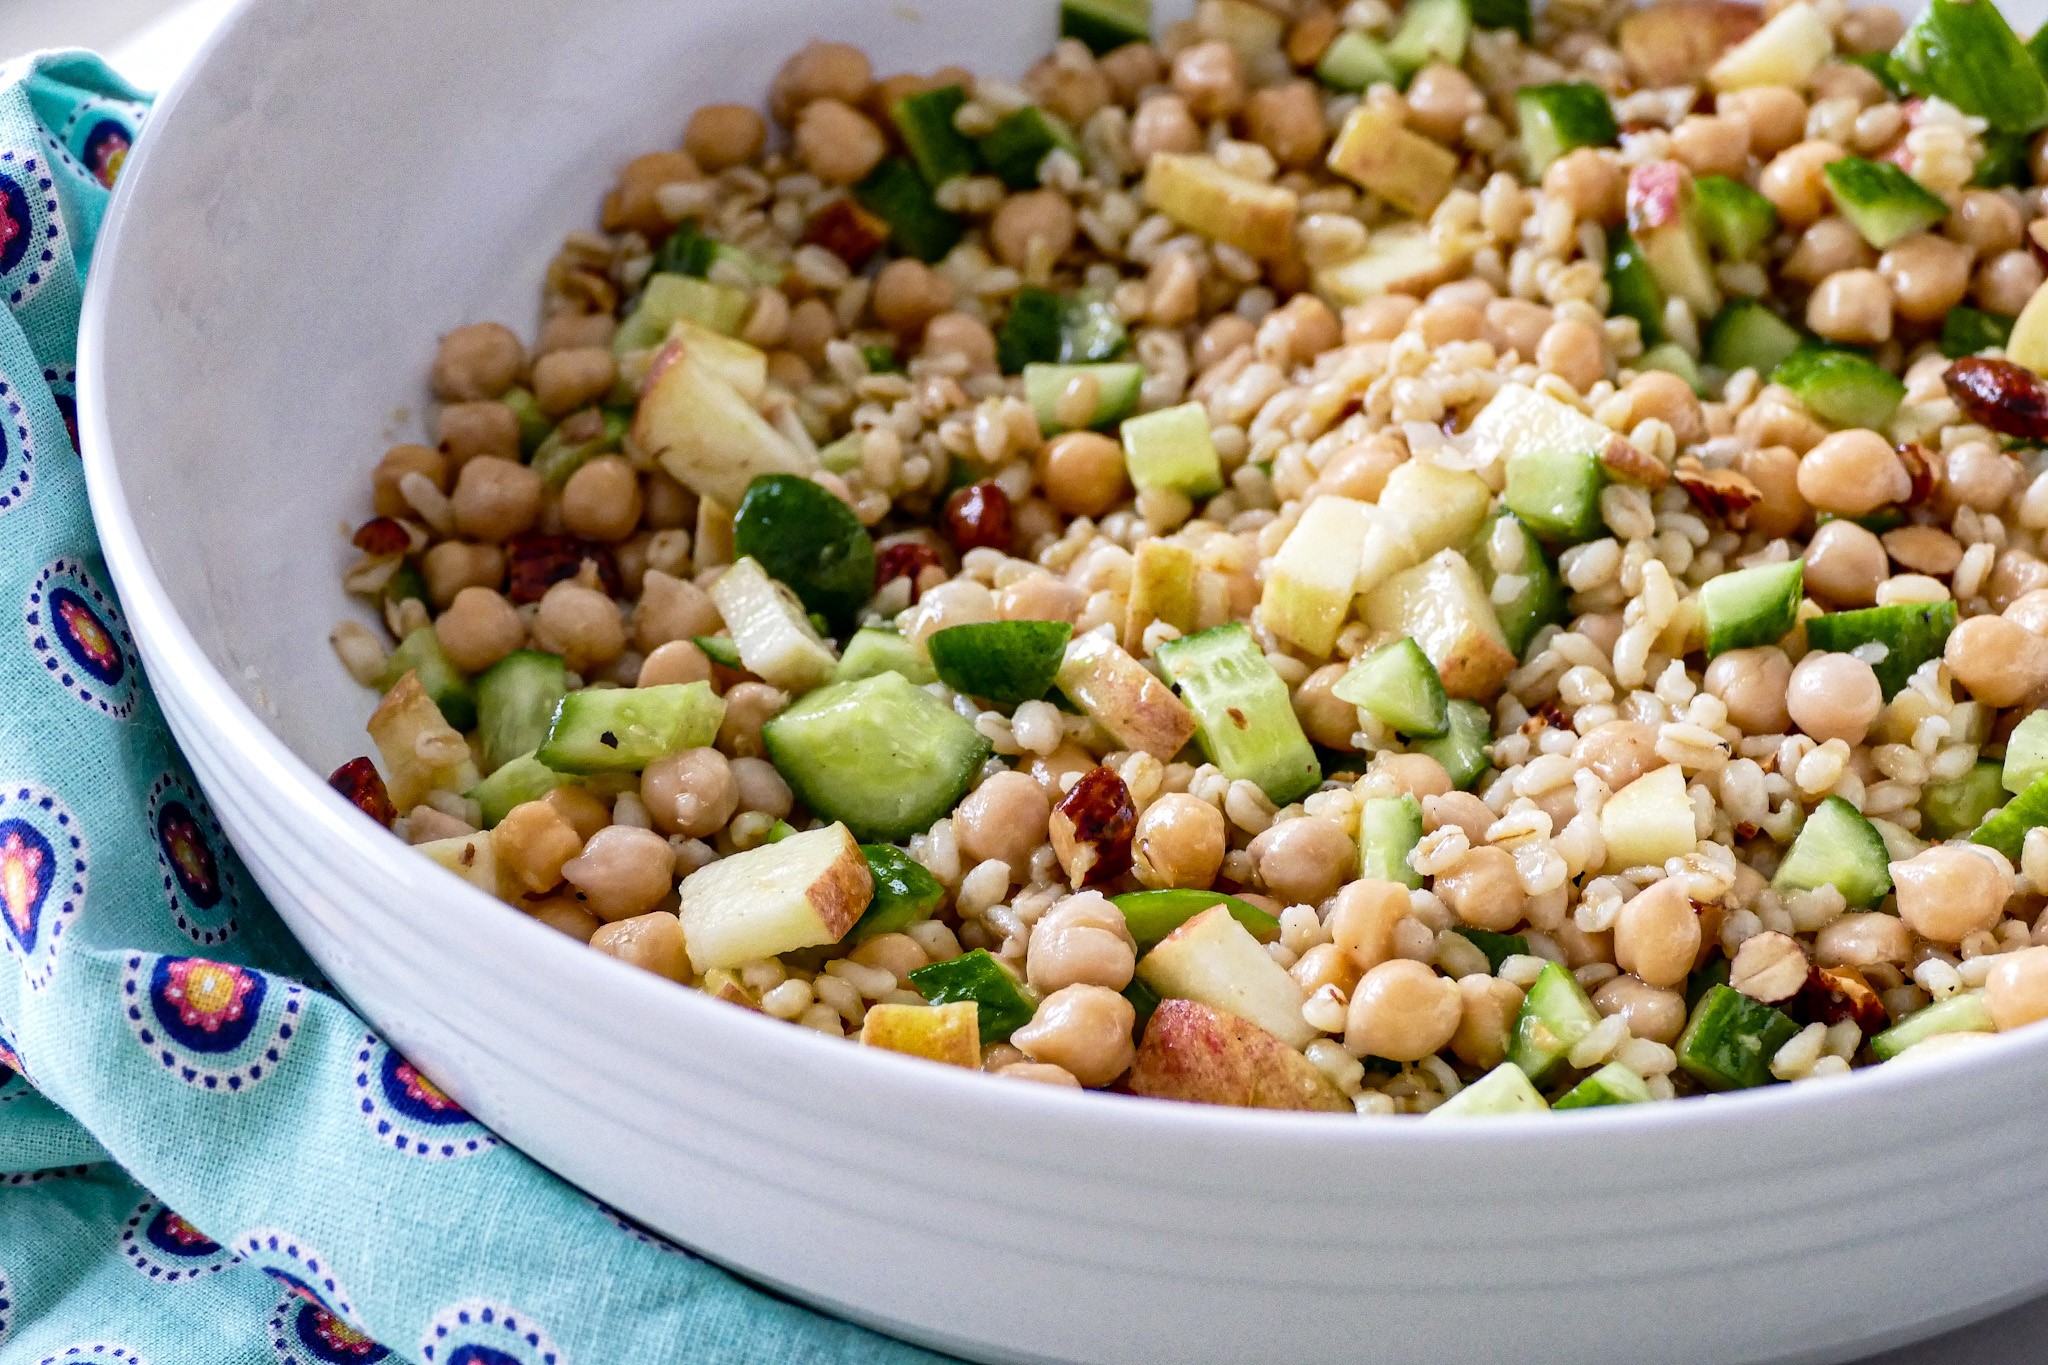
[329,757,397,828]
[1598,432,1671,490]
[1895,441,1936,506]
[876,540,943,601]
[1800,963,1890,1036]
[802,197,891,270]
[506,533,620,605]
[1729,930,1808,1003]
[1049,767,1137,888]
[943,481,1015,554]
[351,517,413,556]
[1944,356,2048,440]
[1674,455,1762,526]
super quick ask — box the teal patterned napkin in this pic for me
[0,50,941,1365]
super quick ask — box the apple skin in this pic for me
[861,1002,981,1069]
[1126,999,1351,1113]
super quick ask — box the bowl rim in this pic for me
[70,0,2048,1157]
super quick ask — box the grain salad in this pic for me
[328,0,2048,1115]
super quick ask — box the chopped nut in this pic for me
[1730,929,1809,1003]
[1049,766,1137,888]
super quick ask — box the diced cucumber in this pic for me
[1112,889,1282,948]
[1772,794,1892,908]
[890,83,978,187]
[1972,771,2048,859]
[1848,50,1907,97]
[1698,558,1802,658]
[1359,793,1424,889]
[1452,926,1528,975]
[853,157,964,264]
[818,431,865,475]
[1774,343,1907,431]
[535,681,726,775]
[1941,305,2016,359]
[997,286,1065,375]
[1316,30,1399,91]
[1552,1060,1653,1109]
[1507,960,1602,1085]
[1891,0,2048,135]
[1156,623,1322,805]
[1025,362,1145,434]
[615,273,749,352]
[1686,955,1732,1011]
[1385,0,1470,82]
[1472,511,1565,659]
[1922,759,2008,839]
[761,671,992,841]
[1802,600,1956,700]
[530,409,628,489]
[1515,83,1617,177]
[848,843,946,943]
[1122,974,1162,1030]
[1677,984,1801,1091]
[381,561,429,612]
[1061,293,1129,364]
[1414,698,1492,791]
[695,634,743,669]
[927,620,1073,704]
[466,752,571,828]
[476,649,569,773]
[1061,0,1151,54]
[1333,638,1450,738]
[1974,129,2031,188]
[1694,174,1779,259]
[502,387,551,457]
[834,626,938,685]
[1121,401,1223,498]
[1467,0,1532,41]
[1823,157,1950,249]
[978,106,1083,191]
[861,343,901,375]
[1705,298,1805,376]
[1604,228,1667,346]
[1503,447,1606,545]
[732,473,877,634]
[1426,1061,1549,1116]
[653,223,783,287]
[2006,711,2048,794]
[378,628,477,732]
[765,819,798,842]
[1871,989,1996,1061]
[1639,343,1705,395]
[1627,162,1720,318]
[908,948,1036,1042]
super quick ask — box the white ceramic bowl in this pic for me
[76,0,2048,1359]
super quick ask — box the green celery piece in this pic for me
[908,949,1036,1041]
[530,409,627,489]
[501,387,551,457]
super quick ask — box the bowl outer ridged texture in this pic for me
[75,0,2048,1360]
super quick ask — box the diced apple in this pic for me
[1326,103,1461,217]
[1706,0,1832,92]
[708,556,838,693]
[2010,279,2048,376]
[678,822,873,971]
[1354,505,1421,600]
[1198,0,1288,64]
[1138,904,1315,1048]
[702,968,764,1011]
[1378,460,1493,562]
[1126,998,1351,1112]
[1360,550,1517,701]
[1261,495,1373,658]
[1056,627,1200,759]
[633,351,815,508]
[1124,539,1201,654]
[1628,161,1720,318]
[1142,154,1300,261]
[416,829,514,900]
[367,671,480,812]
[1314,222,1471,307]
[861,1001,981,1068]
[1619,0,1762,86]
[1600,764,1698,871]
[1465,382,1667,489]
[652,318,768,402]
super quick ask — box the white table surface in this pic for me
[4,0,2043,1359]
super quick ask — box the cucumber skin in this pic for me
[978,107,1082,190]
[1604,229,1666,346]
[1467,0,1532,40]
[1156,623,1321,805]
[1553,1061,1653,1109]
[891,83,979,187]
[1699,558,1803,658]
[1891,0,2048,135]
[732,474,878,635]
[1415,699,1492,791]
[381,628,478,733]
[1772,794,1893,909]
[1359,794,1425,889]
[1452,926,1528,975]
[908,948,1036,1042]
[853,157,964,264]
[1871,990,1995,1061]
[1822,157,1949,249]
[1970,771,2048,859]
[1771,345,1905,430]
[997,287,1066,375]
[1024,362,1144,434]
[1060,0,1150,55]
[1472,511,1565,658]
[926,620,1073,704]
[1677,985,1801,1091]
[1507,961,1601,1085]
[1941,306,2016,359]
[1801,600,1955,700]
[1693,175,1778,260]
[848,844,946,943]
[476,650,569,772]
[1705,299,1804,376]
[1112,889,1282,947]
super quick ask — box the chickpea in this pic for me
[531,580,625,674]
[1195,313,1257,370]
[685,103,768,171]
[562,825,675,922]
[1716,86,1807,159]
[1424,792,1494,845]
[602,151,700,236]
[590,911,690,981]
[536,311,617,358]
[1380,752,1454,801]
[372,443,448,520]
[633,570,721,653]
[1346,293,1419,343]
[1878,233,1973,324]
[1893,844,2013,944]
[1312,434,1404,502]
[1171,40,1245,121]
[1259,293,1343,366]
[437,401,520,468]
[1734,444,1811,538]
[1786,652,1883,745]
[491,799,584,895]
[555,455,640,544]
[872,259,956,335]
[1327,878,1409,975]
[1536,316,1606,393]
[1704,647,1794,735]
[420,541,504,609]
[997,572,1086,624]
[718,682,787,759]
[1592,974,1688,1044]
[1573,720,1662,792]
[1091,39,1156,97]
[1806,268,1893,345]
[1612,878,1701,989]
[1449,975,1525,1070]
[850,932,929,987]
[1816,910,1912,966]
[1404,64,1483,144]
[1010,984,1136,1087]
[1974,248,2045,316]
[1292,663,1360,749]
[1992,549,2048,606]
[641,748,737,838]
[785,298,839,366]
[1552,920,1614,969]
[1883,525,1962,577]
[956,770,1053,873]
[1028,890,1139,993]
[1986,946,2048,1031]
[528,897,602,943]
[2009,589,2048,636]
[639,639,713,690]
[1345,959,1462,1061]
[730,757,792,818]
[1757,139,1844,229]
[1030,742,1098,801]
[1945,441,2017,513]
[1293,941,1361,998]
[1484,298,1555,362]
[1541,147,1623,224]
[1024,49,1112,128]
[1781,217,1874,285]
[532,346,617,419]
[999,1061,1084,1087]
[1946,189,2024,258]
[794,98,887,184]
[1838,3,1906,52]
[1035,431,1128,518]
[1134,792,1227,889]
[1797,428,1910,517]
[1250,815,1354,908]
[1412,300,1485,348]
[434,586,525,673]
[1131,92,1204,161]
[1801,518,1887,607]
[1946,615,2048,707]
[1670,113,1750,179]
[1434,845,1525,933]
[923,312,999,373]
[450,456,543,543]
[431,322,525,402]
[1808,61,1884,108]
[1242,80,1327,168]
[1623,370,1706,448]
[990,189,1078,270]
[771,40,871,122]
